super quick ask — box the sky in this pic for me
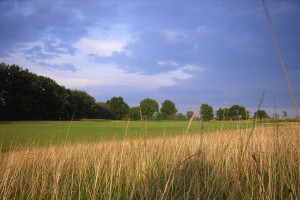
[1,0,300,118]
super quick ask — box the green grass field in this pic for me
[0,120,256,150]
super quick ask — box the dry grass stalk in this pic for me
[0,125,299,199]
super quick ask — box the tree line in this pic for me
[1,63,277,121]
[1,63,94,120]
[0,63,177,121]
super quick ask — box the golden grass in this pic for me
[0,125,299,199]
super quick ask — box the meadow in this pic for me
[0,120,299,199]
[0,120,255,150]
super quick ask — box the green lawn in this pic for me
[0,120,254,150]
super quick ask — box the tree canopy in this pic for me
[140,98,159,120]
[160,99,177,120]
[282,111,287,119]
[128,107,140,120]
[229,104,249,120]
[175,113,186,120]
[67,90,96,119]
[200,104,214,121]
[1,63,69,120]
[91,102,111,119]
[215,108,230,121]
[106,97,129,120]
[0,63,112,120]
[254,110,269,121]
[186,111,194,120]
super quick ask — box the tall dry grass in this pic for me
[0,124,299,199]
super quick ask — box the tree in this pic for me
[282,111,287,119]
[67,90,96,119]
[153,112,167,120]
[128,107,140,120]
[229,104,248,120]
[254,110,269,121]
[246,111,250,120]
[175,113,186,120]
[0,63,69,120]
[0,63,105,120]
[215,108,230,121]
[140,98,159,120]
[0,63,38,120]
[200,104,214,121]
[160,99,177,120]
[92,102,111,119]
[186,111,194,120]
[106,97,129,120]
[34,75,69,120]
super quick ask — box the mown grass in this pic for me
[0,120,256,150]
[0,122,299,199]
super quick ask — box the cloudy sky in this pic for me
[1,0,299,118]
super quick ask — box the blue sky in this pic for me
[1,0,299,118]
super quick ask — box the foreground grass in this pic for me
[0,120,255,150]
[0,124,299,199]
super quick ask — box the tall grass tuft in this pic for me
[0,124,299,199]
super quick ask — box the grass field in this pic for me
[0,120,256,150]
[0,121,298,199]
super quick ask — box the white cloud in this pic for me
[1,46,205,90]
[161,30,186,42]
[157,60,178,67]
[157,61,165,66]
[73,38,129,57]
[182,64,205,72]
[50,63,202,90]
[0,24,203,91]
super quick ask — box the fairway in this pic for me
[0,120,254,150]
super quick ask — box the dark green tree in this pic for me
[175,113,186,120]
[200,104,214,121]
[91,102,111,119]
[282,111,287,119]
[153,112,167,120]
[67,90,96,119]
[254,110,269,121]
[186,111,194,120]
[160,99,177,120]
[106,97,129,120]
[215,108,230,121]
[34,75,69,120]
[229,104,249,120]
[0,63,37,120]
[246,111,250,120]
[140,98,159,120]
[0,63,69,120]
[0,63,104,120]
[128,107,140,120]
